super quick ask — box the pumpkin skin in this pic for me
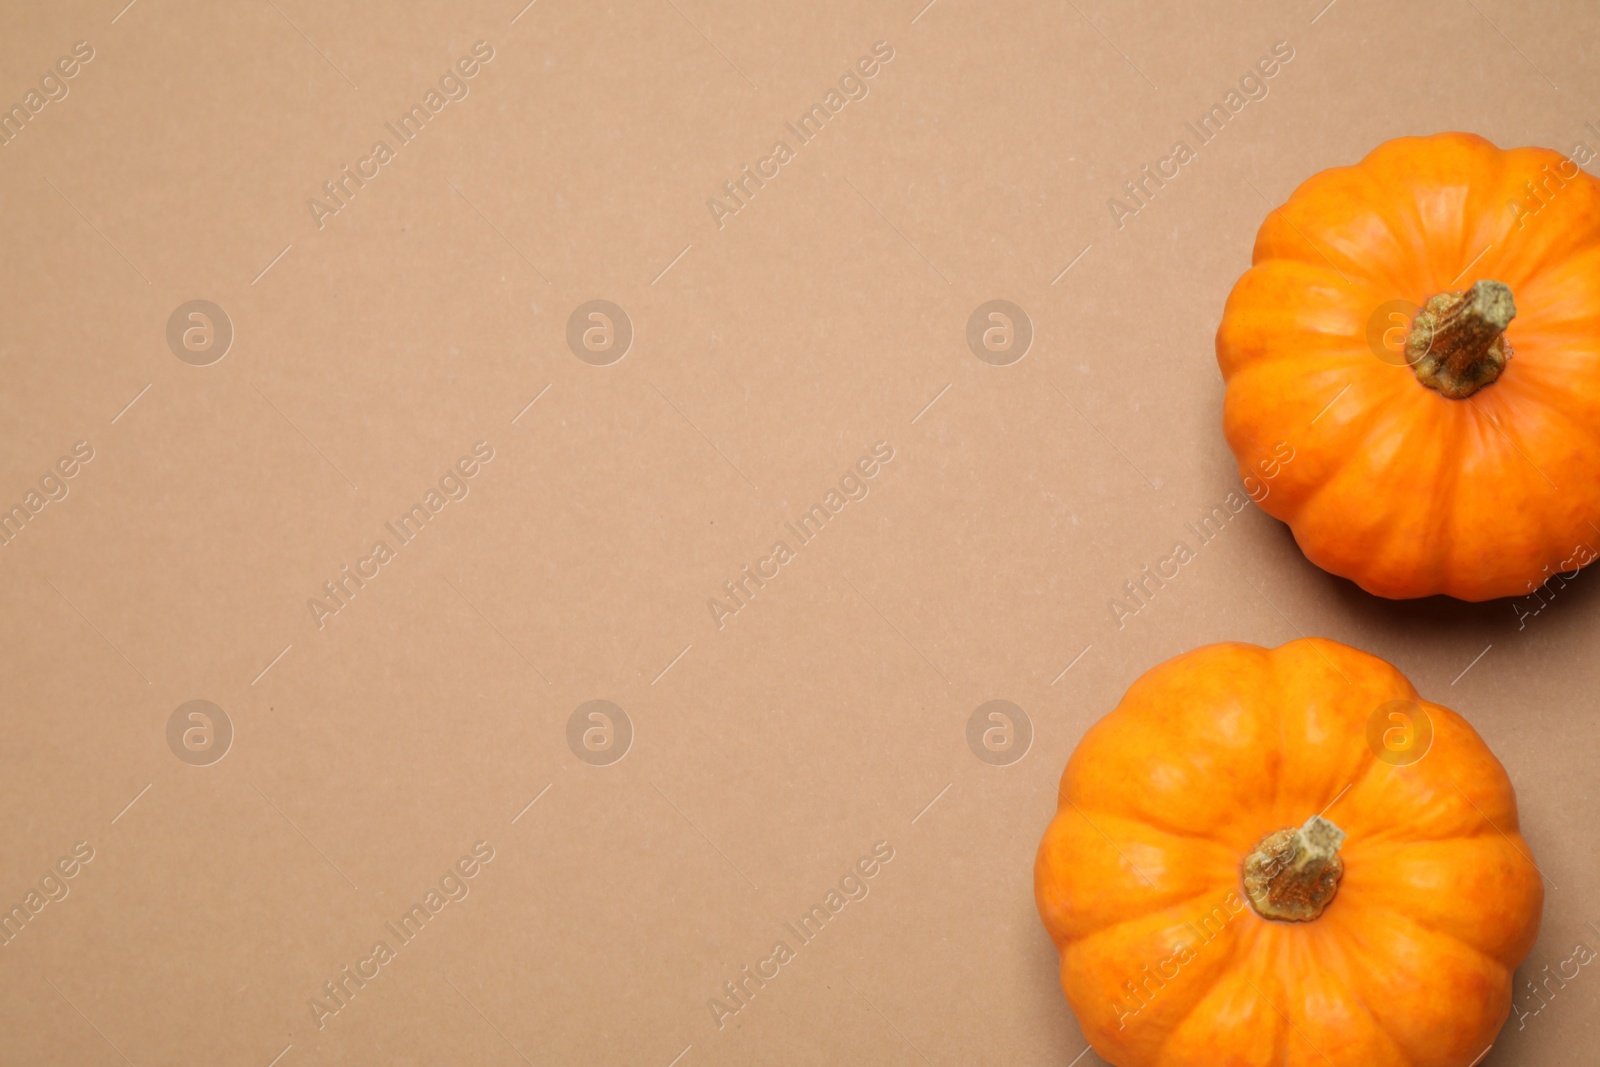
[1034,639,1543,1067]
[1216,132,1600,600]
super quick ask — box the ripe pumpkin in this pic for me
[1216,132,1600,600]
[1035,638,1543,1067]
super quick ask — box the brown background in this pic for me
[1,0,1597,1063]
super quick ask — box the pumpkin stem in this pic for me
[1408,279,1516,398]
[1242,815,1345,922]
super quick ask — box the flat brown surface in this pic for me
[1,1,1597,1064]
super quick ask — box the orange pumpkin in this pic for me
[1217,132,1600,600]
[1035,638,1543,1067]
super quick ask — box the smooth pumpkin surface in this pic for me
[1217,132,1600,600]
[1035,639,1543,1067]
